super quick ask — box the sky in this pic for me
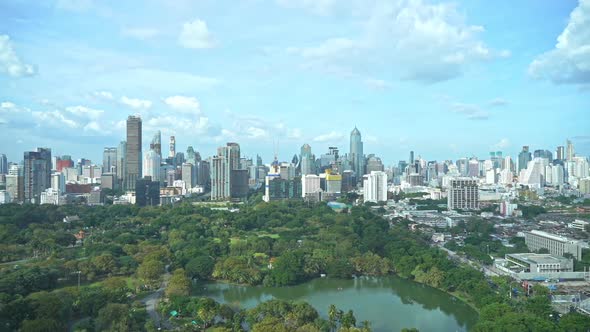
[0,0,589,166]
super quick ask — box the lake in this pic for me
[192,276,478,331]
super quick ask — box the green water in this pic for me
[192,276,478,331]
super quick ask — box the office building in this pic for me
[363,171,388,203]
[302,174,321,198]
[534,149,553,161]
[524,230,583,260]
[505,253,573,273]
[552,165,565,186]
[102,147,117,174]
[300,144,315,175]
[135,176,160,206]
[230,169,249,199]
[350,127,365,178]
[117,141,126,186]
[519,158,547,188]
[101,173,116,190]
[150,130,162,157]
[566,140,575,161]
[143,149,161,182]
[40,188,64,205]
[447,178,479,210]
[56,157,74,172]
[51,172,65,194]
[211,143,241,200]
[124,116,142,191]
[580,178,590,194]
[169,136,176,159]
[518,146,532,172]
[24,148,52,204]
[0,154,7,174]
[325,170,342,194]
[366,155,384,173]
[5,165,23,203]
[556,146,565,160]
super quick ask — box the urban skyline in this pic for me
[1,0,589,163]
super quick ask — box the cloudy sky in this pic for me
[1,0,589,165]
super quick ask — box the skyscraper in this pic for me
[102,147,117,174]
[300,144,314,175]
[124,116,142,191]
[24,148,52,204]
[349,127,365,178]
[556,146,565,160]
[0,154,7,174]
[117,141,126,186]
[150,130,162,157]
[363,171,388,203]
[566,140,575,161]
[448,178,479,210]
[169,136,176,159]
[518,146,532,172]
[143,149,161,182]
[211,143,241,200]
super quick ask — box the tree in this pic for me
[21,318,62,332]
[558,312,590,332]
[137,259,164,288]
[95,303,132,332]
[341,310,356,329]
[166,269,190,298]
[185,255,215,280]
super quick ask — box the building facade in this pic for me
[363,171,388,203]
[524,230,583,260]
[447,178,479,210]
[124,116,142,191]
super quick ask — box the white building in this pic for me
[363,171,388,203]
[143,149,161,182]
[40,188,64,205]
[519,158,547,188]
[485,169,497,184]
[51,172,66,194]
[0,190,10,204]
[447,178,479,210]
[551,164,565,186]
[524,230,584,260]
[302,174,321,198]
[499,169,513,185]
[580,178,590,194]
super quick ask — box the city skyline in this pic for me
[1,0,589,163]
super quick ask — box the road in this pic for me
[437,244,498,277]
[141,265,172,330]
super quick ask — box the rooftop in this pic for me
[507,253,571,265]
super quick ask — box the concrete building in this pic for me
[101,173,116,190]
[579,178,590,194]
[181,163,194,189]
[500,200,518,217]
[143,149,161,182]
[519,158,547,188]
[524,230,584,260]
[117,141,126,187]
[135,176,160,206]
[300,144,315,175]
[556,146,565,160]
[447,178,479,210]
[24,148,52,204]
[124,116,142,191]
[102,147,117,174]
[325,170,342,194]
[363,171,388,203]
[51,172,65,194]
[40,188,64,205]
[505,253,573,273]
[302,174,321,198]
[169,136,176,159]
[0,154,7,174]
[230,169,249,199]
[211,143,241,201]
[566,139,575,161]
[518,146,532,172]
[366,155,385,173]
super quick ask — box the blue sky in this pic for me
[0,0,589,165]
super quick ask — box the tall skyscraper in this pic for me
[24,148,52,204]
[102,147,117,174]
[448,178,479,210]
[566,140,575,161]
[169,136,176,158]
[117,141,126,185]
[211,143,241,200]
[150,130,162,157]
[518,146,532,172]
[349,127,365,178]
[556,146,565,160]
[143,149,161,182]
[363,171,388,203]
[0,154,7,174]
[409,151,414,165]
[124,116,142,191]
[300,144,314,175]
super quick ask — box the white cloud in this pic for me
[364,78,392,90]
[0,35,36,77]
[83,121,102,132]
[529,0,590,84]
[246,126,269,139]
[276,0,336,15]
[55,0,94,12]
[179,19,215,49]
[451,102,489,120]
[164,95,201,113]
[288,128,302,139]
[120,96,152,109]
[1,101,30,113]
[488,98,508,107]
[122,27,160,40]
[313,131,344,142]
[1,101,16,109]
[287,0,508,83]
[493,138,510,150]
[65,105,104,119]
[93,91,114,100]
[32,110,79,128]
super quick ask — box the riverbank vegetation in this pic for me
[1,202,589,331]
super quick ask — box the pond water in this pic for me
[192,276,478,331]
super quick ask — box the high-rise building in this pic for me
[24,148,52,204]
[580,178,590,194]
[363,171,388,203]
[300,144,315,175]
[467,159,480,177]
[556,146,565,160]
[366,155,384,173]
[117,141,126,185]
[302,174,321,198]
[5,164,23,203]
[0,154,7,174]
[533,149,553,161]
[230,169,249,199]
[552,164,565,186]
[181,163,194,189]
[135,176,160,206]
[169,136,176,158]
[519,158,547,188]
[325,170,342,194]
[410,151,415,165]
[143,149,161,182]
[350,127,365,179]
[102,147,117,174]
[150,130,162,157]
[211,143,241,200]
[51,172,65,194]
[124,116,142,191]
[566,140,575,161]
[447,178,479,210]
[518,146,532,172]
